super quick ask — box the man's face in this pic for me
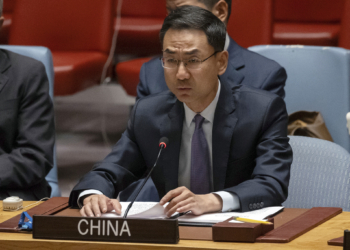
[163,28,226,112]
[166,0,210,13]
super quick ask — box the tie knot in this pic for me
[194,114,205,129]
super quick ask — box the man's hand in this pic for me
[80,194,121,217]
[159,186,223,217]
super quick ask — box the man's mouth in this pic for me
[177,87,191,90]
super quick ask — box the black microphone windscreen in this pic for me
[159,137,169,146]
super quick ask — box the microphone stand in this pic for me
[123,143,166,218]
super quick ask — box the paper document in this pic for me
[177,206,283,224]
[102,202,283,224]
[102,202,167,218]
[228,206,284,223]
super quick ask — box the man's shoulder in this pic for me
[0,49,49,97]
[234,44,282,71]
[142,56,162,70]
[227,38,286,98]
[132,90,177,122]
[137,56,167,97]
[230,81,283,107]
[228,38,283,72]
[239,84,280,99]
[137,90,175,107]
[1,49,46,73]
[236,84,285,115]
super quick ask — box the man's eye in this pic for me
[167,58,177,64]
[187,59,200,64]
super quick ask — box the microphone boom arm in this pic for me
[123,144,166,218]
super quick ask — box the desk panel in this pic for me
[0,201,346,250]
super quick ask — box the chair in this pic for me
[273,0,344,46]
[339,0,350,49]
[227,0,273,48]
[249,45,350,152]
[116,57,151,96]
[114,0,166,96]
[114,0,166,56]
[0,45,61,197]
[284,136,350,211]
[9,0,113,96]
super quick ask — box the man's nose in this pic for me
[176,61,190,80]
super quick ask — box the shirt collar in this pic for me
[224,33,230,51]
[183,80,221,128]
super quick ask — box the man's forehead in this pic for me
[163,28,210,53]
[166,0,209,12]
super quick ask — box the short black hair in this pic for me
[160,5,226,52]
[198,0,232,22]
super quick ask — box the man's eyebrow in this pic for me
[184,49,199,55]
[163,49,200,55]
[163,49,176,54]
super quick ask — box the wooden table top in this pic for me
[0,201,347,250]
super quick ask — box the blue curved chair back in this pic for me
[284,136,350,211]
[0,45,60,197]
[249,45,350,152]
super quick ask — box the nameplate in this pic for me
[33,215,179,244]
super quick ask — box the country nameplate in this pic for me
[33,215,179,244]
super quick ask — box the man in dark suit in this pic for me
[137,0,287,100]
[121,0,287,202]
[70,6,292,217]
[0,1,55,200]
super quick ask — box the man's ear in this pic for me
[0,17,4,30]
[212,0,228,25]
[217,51,229,76]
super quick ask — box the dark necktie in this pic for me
[190,114,211,194]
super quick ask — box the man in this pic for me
[0,0,55,200]
[70,6,292,217]
[123,0,288,202]
[136,0,287,100]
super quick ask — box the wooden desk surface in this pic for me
[0,201,346,250]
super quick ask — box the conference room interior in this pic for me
[2,0,350,200]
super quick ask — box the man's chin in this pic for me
[174,93,192,103]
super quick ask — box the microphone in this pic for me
[123,137,169,218]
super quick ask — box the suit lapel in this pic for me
[0,50,11,94]
[160,97,184,192]
[212,77,242,191]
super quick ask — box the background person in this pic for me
[0,0,55,200]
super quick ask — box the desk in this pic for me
[0,201,346,250]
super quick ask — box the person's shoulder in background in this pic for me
[227,38,287,99]
[137,56,169,100]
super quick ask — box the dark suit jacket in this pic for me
[136,37,287,99]
[0,49,54,200]
[70,76,292,212]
